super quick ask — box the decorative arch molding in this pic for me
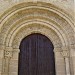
[0,1,74,75]
[11,23,62,49]
[0,2,74,47]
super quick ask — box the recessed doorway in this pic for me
[18,33,56,75]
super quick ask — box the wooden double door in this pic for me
[18,33,56,75]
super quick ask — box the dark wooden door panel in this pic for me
[18,33,56,75]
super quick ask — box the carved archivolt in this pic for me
[0,2,74,55]
[12,23,61,49]
[0,2,74,49]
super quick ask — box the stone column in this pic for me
[73,47,75,75]
[0,45,4,75]
[65,57,70,75]
[69,45,75,75]
[2,47,12,75]
[54,47,66,75]
[9,48,20,75]
[61,48,71,75]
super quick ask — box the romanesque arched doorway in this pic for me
[18,33,56,75]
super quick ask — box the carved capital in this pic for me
[13,48,20,52]
[61,46,70,57]
[4,50,12,58]
[62,46,69,51]
[4,47,13,58]
[70,44,75,49]
[54,47,62,53]
[61,50,70,57]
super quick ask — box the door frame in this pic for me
[3,23,67,75]
[18,33,56,75]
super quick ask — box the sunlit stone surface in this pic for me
[0,0,74,75]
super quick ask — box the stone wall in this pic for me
[0,0,75,75]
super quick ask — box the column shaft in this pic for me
[54,48,66,75]
[65,57,70,75]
